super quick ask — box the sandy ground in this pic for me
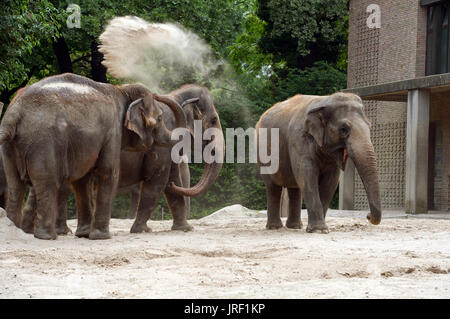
[0,205,449,299]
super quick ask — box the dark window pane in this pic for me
[426,7,435,75]
[441,5,448,73]
[432,5,443,75]
[424,4,449,75]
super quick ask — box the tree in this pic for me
[257,0,348,69]
[0,0,61,105]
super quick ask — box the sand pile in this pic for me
[0,208,32,242]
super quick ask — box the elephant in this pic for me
[125,84,224,233]
[256,92,382,233]
[21,84,224,234]
[0,73,186,240]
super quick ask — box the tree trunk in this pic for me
[91,40,107,83]
[52,37,73,73]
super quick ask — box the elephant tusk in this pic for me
[343,148,348,169]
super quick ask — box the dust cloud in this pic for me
[99,16,221,93]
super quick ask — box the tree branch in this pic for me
[72,54,91,64]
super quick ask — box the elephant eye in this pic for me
[158,115,162,122]
[339,124,350,137]
[211,117,217,125]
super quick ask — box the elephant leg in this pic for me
[127,185,140,219]
[164,162,193,231]
[264,178,283,230]
[89,174,116,240]
[2,146,26,227]
[89,142,120,240]
[72,173,93,238]
[285,187,302,229]
[299,164,328,233]
[0,193,6,209]
[130,180,166,233]
[55,183,72,235]
[179,161,191,219]
[32,181,58,240]
[319,167,341,219]
[21,187,37,234]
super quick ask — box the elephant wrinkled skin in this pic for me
[0,73,186,240]
[256,92,382,233]
[21,84,224,235]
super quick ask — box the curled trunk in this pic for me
[168,129,224,197]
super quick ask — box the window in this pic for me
[426,2,450,75]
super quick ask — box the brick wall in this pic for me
[348,0,424,86]
[348,0,422,210]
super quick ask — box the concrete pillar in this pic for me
[405,89,430,214]
[339,159,355,210]
[280,188,288,217]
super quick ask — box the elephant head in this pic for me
[120,85,186,152]
[167,85,224,197]
[304,93,381,225]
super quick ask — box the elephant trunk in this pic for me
[168,128,224,197]
[347,127,382,225]
[154,94,186,129]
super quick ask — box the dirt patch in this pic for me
[93,256,131,268]
[0,207,449,298]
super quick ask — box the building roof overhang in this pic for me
[342,73,450,102]
[420,0,448,7]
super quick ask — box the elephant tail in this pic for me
[0,117,18,145]
[0,128,13,145]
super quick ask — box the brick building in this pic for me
[340,0,450,213]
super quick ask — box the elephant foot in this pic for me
[266,219,283,230]
[75,225,91,238]
[34,226,57,240]
[130,222,152,233]
[21,218,35,234]
[171,221,193,231]
[56,224,72,235]
[89,228,111,240]
[7,212,21,228]
[306,221,329,234]
[286,219,303,229]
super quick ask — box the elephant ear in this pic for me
[125,96,156,140]
[182,98,202,119]
[304,100,328,147]
[181,97,201,134]
[181,97,200,108]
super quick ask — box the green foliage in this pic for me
[0,0,61,91]
[270,61,347,101]
[257,0,348,68]
[228,5,273,75]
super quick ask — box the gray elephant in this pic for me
[0,73,186,240]
[256,92,382,233]
[22,84,224,234]
[123,84,224,233]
